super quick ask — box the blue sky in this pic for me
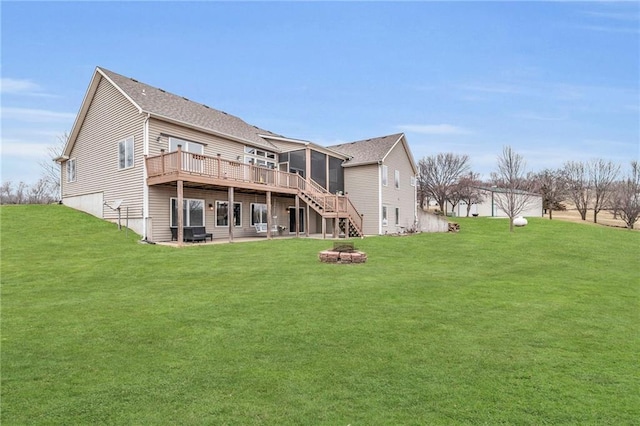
[2,1,638,184]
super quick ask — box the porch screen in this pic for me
[329,157,344,194]
[310,150,326,188]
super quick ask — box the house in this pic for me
[450,187,543,218]
[329,135,418,235]
[57,67,419,242]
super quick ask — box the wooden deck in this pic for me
[145,148,364,240]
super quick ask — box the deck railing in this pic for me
[146,149,363,233]
[146,149,305,191]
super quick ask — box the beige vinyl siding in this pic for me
[63,76,144,221]
[343,164,380,235]
[148,185,297,241]
[149,119,262,161]
[381,141,417,230]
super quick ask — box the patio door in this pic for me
[169,137,204,173]
[289,207,305,234]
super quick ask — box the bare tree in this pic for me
[456,172,485,217]
[589,159,620,224]
[492,146,536,232]
[14,182,27,205]
[612,161,640,229]
[28,178,56,204]
[532,168,566,220]
[1,181,14,204]
[38,131,68,201]
[563,161,590,221]
[418,153,470,216]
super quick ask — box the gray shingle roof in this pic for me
[328,133,404,167]
[99,67,279,149]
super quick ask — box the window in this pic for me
[170,198,204,227]
[244,146,277,169]
[395,170,400,189]
[216,201,241,227]
[382,205,388,226]
[169,137,204,154]
[382,165,388,186]
[169,137,204,173]
[66,158,76,182]
[251,203,268,225]
[118,137,134,169]
[395,208,400,226]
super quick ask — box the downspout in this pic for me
[378,161,383,235]
[413,175,418,225]
[58,161,63,202]
[142,113,150,240]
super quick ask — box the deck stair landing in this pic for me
[299,179,363,238]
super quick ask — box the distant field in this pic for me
[1,205,638,424]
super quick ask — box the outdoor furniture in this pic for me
[170,227,212,242]
[192,226,213,241]
[254,223,281,234]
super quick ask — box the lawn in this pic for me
[1,205,638,424]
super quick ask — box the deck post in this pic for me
[266,191,272,240]
[322,217,326,239]
[176,145,182,174]
[228,186,234,243]
[177,180,184,246]
[160,149,165,175]
[333,214,339,238]
[295,194,300,238]
[306,204,310,237]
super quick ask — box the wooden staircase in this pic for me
[298,179,364,238]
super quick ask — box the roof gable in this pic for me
[98,67,279,149]
[328,133,417,174]
[64,67,281,157]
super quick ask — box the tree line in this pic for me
[2,136,638,230]
[418,146,640,230]
[1,134,65,206]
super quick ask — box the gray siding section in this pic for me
[148,186,303,242]
[343,164,380,235]
[381,141,417,232]
[62,77,144,222]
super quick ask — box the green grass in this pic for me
[2,205,638,425]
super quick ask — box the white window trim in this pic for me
[382,205,388,226]
[394,170,400,189]
[170,197,205,227]
[66,158,76,183]
[118,136,135,170]
[250,203,268,226]
[244,145,277,169]
[395,207,400,226]
[215,200,242,227]
[382,165,388,187]
[169,137,205,154]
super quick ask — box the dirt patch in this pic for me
[549,208,635,230]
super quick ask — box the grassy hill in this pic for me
[2,205,638,424]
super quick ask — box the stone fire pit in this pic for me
[318,242,367,264]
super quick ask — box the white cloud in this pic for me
[0,139,51,158]
[574,25,639,34]
[398,124,471,135]
[1,107,75,123]
[0,78,41,94]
